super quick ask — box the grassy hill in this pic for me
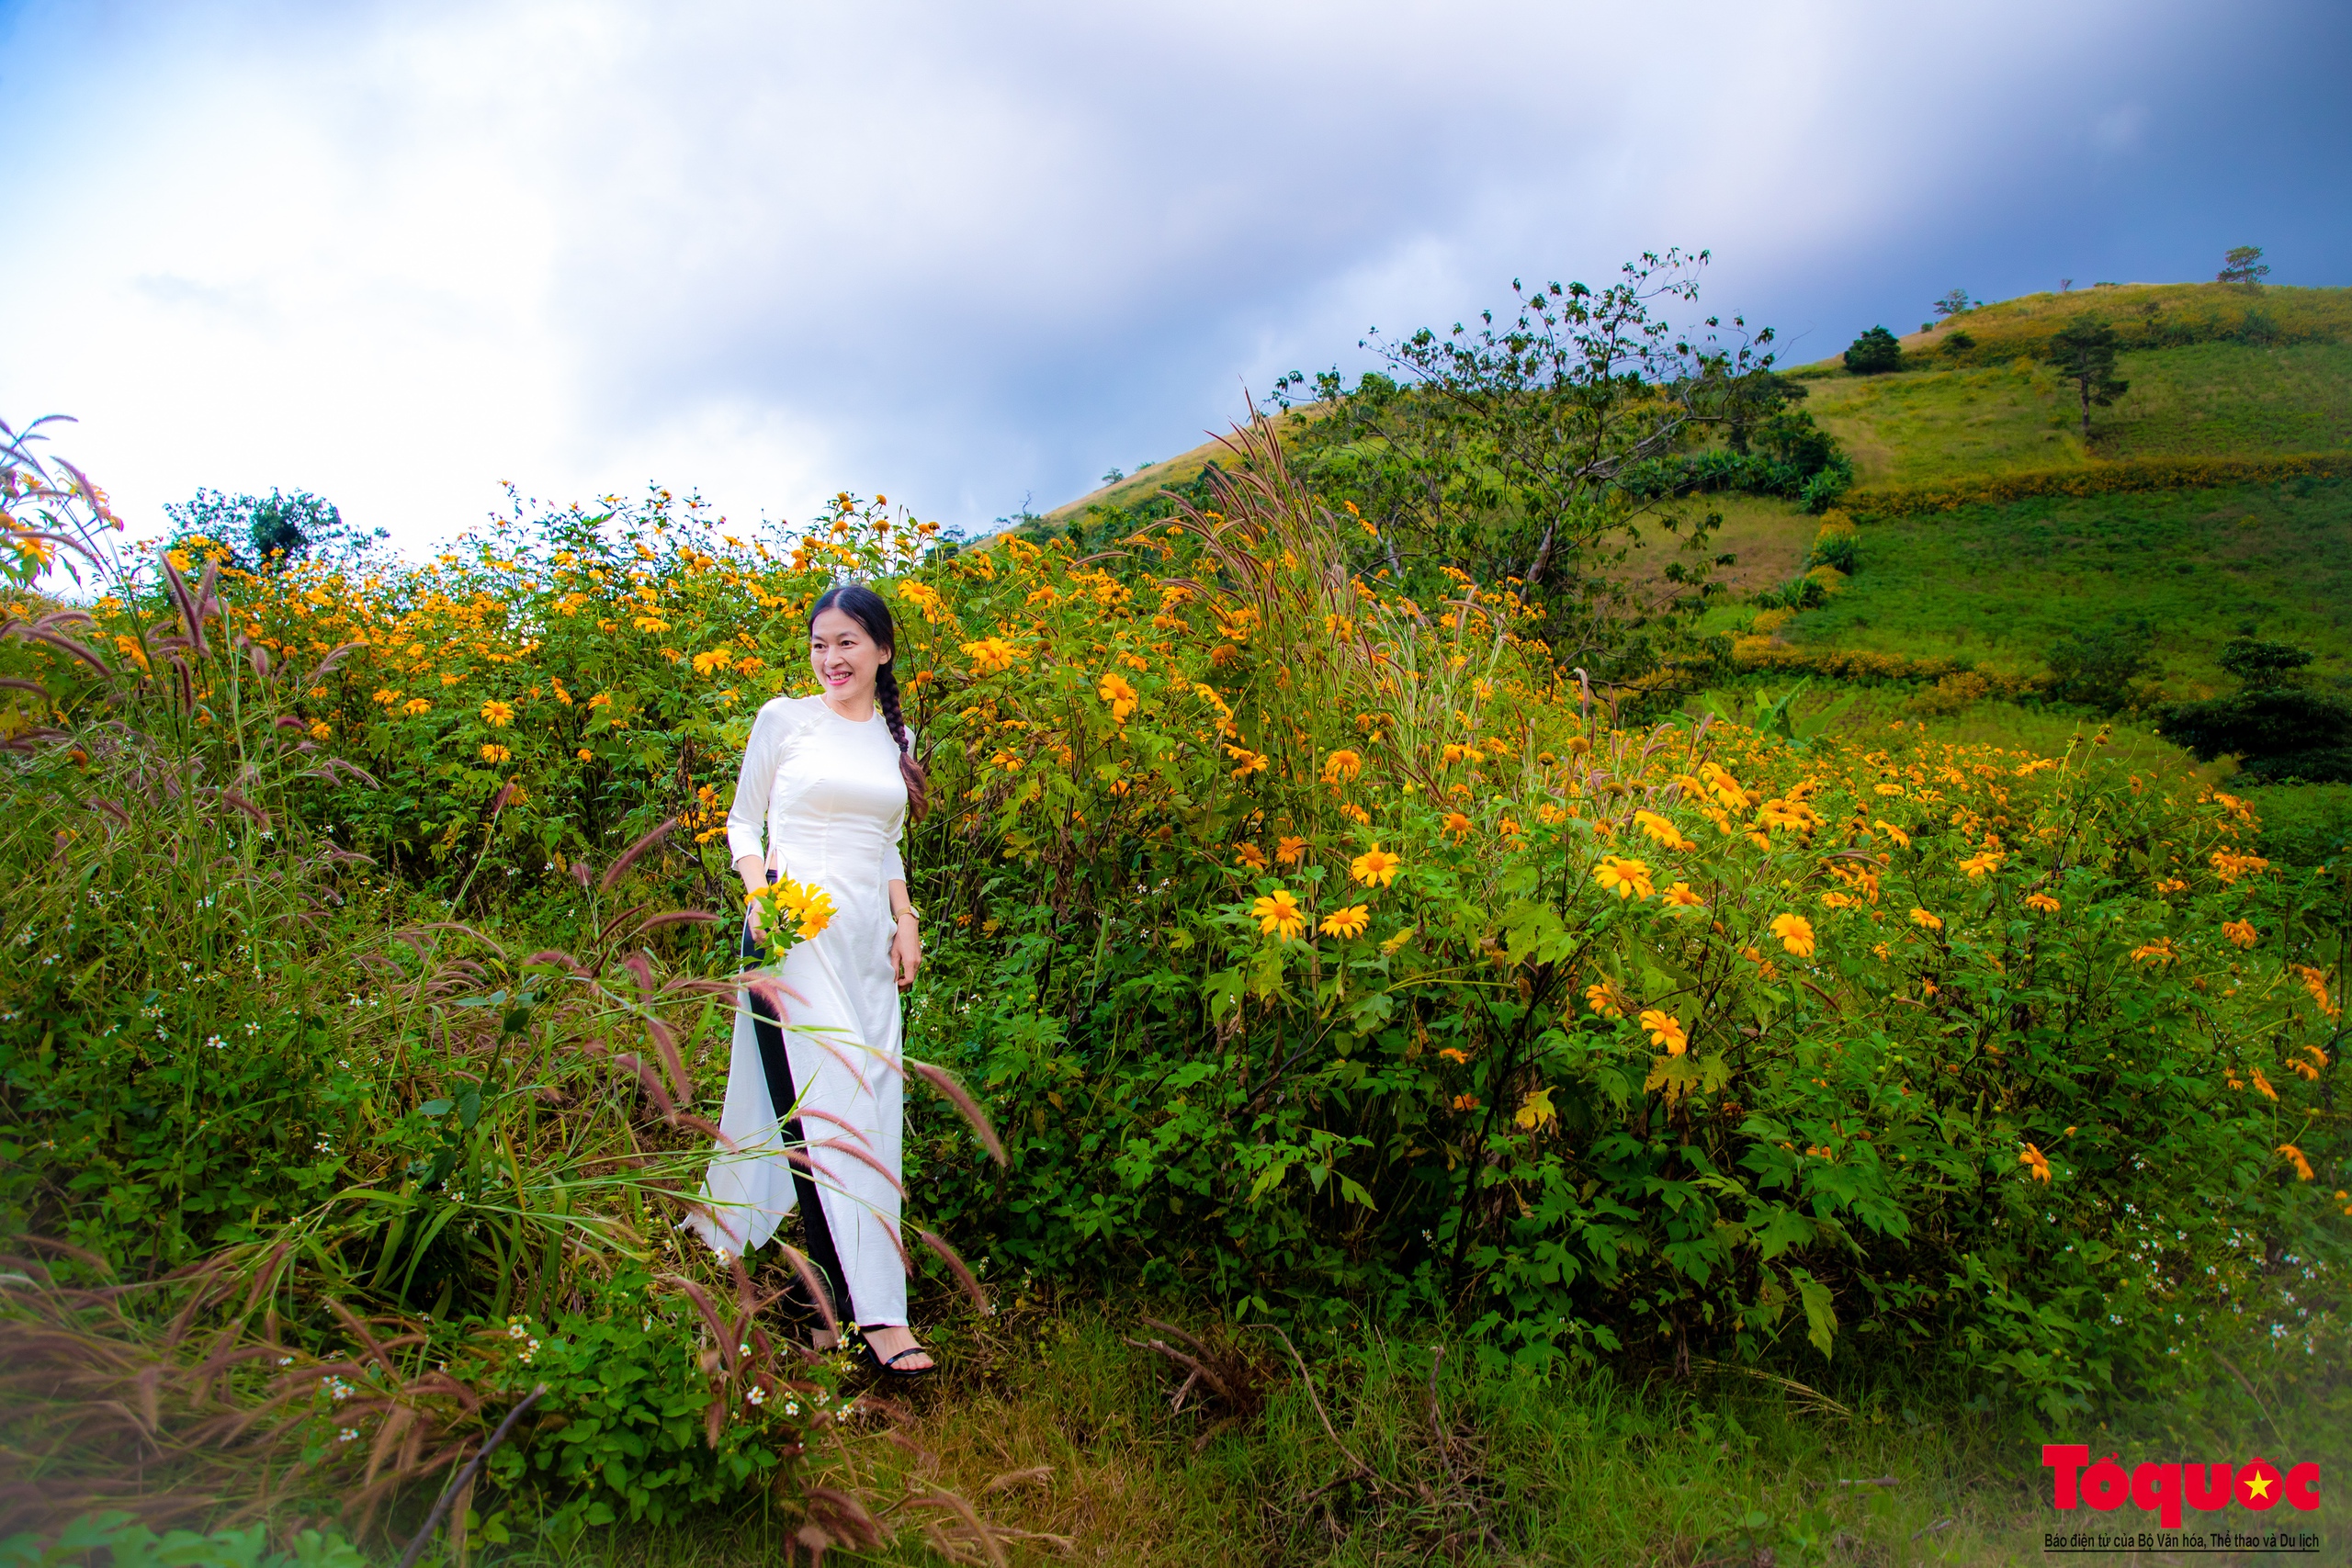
[1049,284,2352,521]
[1710,284,2350,661]
[1045,434,1271,525]
[1847,278,2352,369]
[1754,283,2352,859]
[1799,342,2352,484]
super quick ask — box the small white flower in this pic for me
[746,1385,766,1406]
[205,1035,226,1051]
[508,1321,528,1339]
[783,1401,799,1417]
[338,1427,359,1443]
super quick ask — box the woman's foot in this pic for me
[860,1324,933,1374]
[808,1323,933,1373]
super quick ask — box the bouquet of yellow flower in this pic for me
[744,875,835,961]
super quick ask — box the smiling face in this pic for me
[808,604,889,702]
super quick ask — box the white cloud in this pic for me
[0,0,2287,551]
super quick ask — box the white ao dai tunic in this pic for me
[688,694,911,1325]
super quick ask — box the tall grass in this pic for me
[526,1298,2352,1566]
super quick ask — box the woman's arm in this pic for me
[729,704,789,929]
[888,876,922,989]
[885,723,918,986]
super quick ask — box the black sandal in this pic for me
[864,1342,935,1379]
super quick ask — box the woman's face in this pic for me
[809,606,888,701]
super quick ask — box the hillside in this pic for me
[1699,285,2350,671]
[1044,280,2352,855]
[1800,342,2352,484]
[1824,279,2352,372]
[1047,283,2352,521]
[1043,425,1288,524]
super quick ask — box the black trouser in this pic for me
[744,887,854,1325]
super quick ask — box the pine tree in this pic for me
[2216,245,2269,290]
[2046,317,2129,439]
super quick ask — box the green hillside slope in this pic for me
[1724,285,2349,665]
[1860,279,2352,367]
[1053,284,2350,518]
[1781,479,2351,688]
[1800,341,2352,485]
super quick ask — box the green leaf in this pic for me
[1203,967,1245,1021]
[1499,898,1562,964]
[1247,1158,1293,1203]
[1752,1206,1815,1260]
[1791,1267,1838,1359]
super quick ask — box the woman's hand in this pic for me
[736,854,767,940]
[891,912,922,991]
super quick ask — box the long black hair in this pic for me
[810,582,928,821]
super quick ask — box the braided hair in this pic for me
[810,583,929,821]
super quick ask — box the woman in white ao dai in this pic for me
[688,583,933,1375]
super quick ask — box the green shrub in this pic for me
[2161,688,2352,784]
[160,489,385,573]
[470,1269,843,1529]
[1842,327,1904,375]
[1754,570,1829,611]
[1806,517,1860,575]
[2044,619,2156,712]
[1798,457,1856,513]
[1905,670,1993,716]
[2158,637,2352,784]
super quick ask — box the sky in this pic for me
[3,0,2346,552]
